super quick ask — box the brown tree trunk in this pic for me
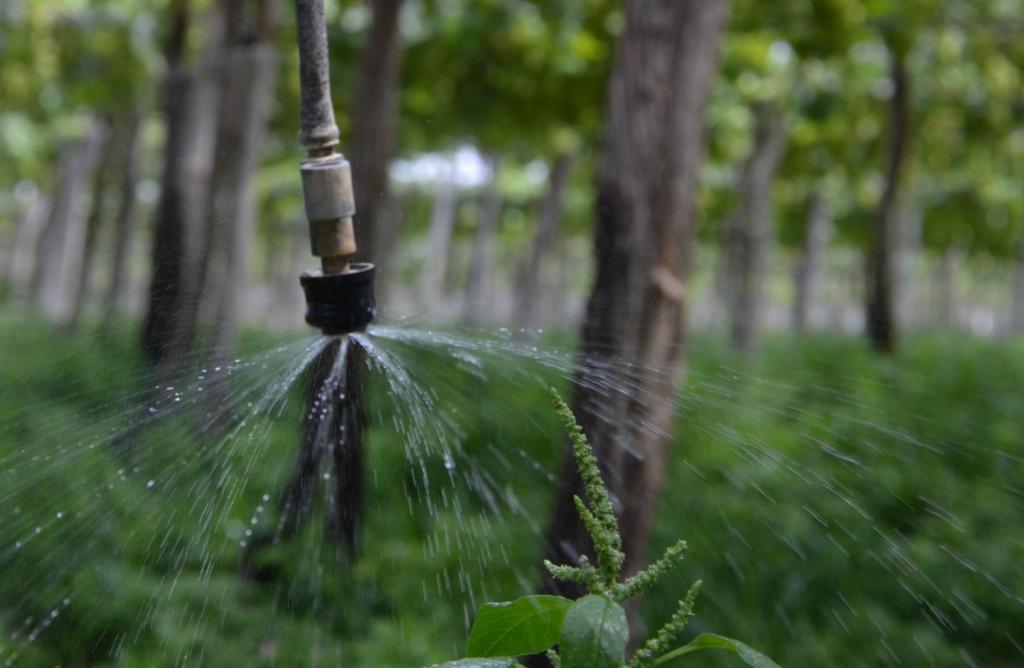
[31,119,109,321]
[539,0,730,620]
[104,104,144,324]
[62,119,119,331]
[203,1,279,359]
[142,0,222,368]
[241,337,366,577]
[1013,238,1024,335]
[373,191,408,306]
[514,152,574,331]
[866,46,909,354]
[349,0,405,265]
[793,190,832,332]
[933,246,961,329]
[463,153,503,325]
[424,170,459,307]
[4,190,48,294]
[895,198,922,332]
[727,104,786,355]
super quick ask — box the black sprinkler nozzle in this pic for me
[300,262,377,335]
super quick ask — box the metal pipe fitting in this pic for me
[294,0,376,334]
[300,152,356,261]
[300,263,377,334]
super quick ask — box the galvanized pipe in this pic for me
[294,0,376,334]
[295,0,355,275]
[295,0,339,154]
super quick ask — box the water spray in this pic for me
[295,0,376,335]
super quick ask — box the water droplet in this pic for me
[146,480,155,489]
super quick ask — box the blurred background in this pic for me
[1,0,1023,666]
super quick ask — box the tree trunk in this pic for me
[30,119,109,322]
[462,154,503,325]
[792,190,832,332]
[62,119,119,331]
[514,152,574,331]
[539,0,730,625]
[1013,239,1024,335]
[4,190,48,294]
[424,170,458,307]
[203,8,279,359]
[104,104,144,324]
[866,46,910,354]
[142,0,222,368]
[727,104,786,355]
[349,0,405,265]
[241,337,366,577]
[373,191,408,307]
[895,197,922,332]
[934,246,960,329]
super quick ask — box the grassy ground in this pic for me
[0,310,1021,666]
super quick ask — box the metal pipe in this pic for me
[295,0,339,155]
[294,0,376,334]
[295,0,354,275]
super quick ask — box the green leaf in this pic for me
[559,595,628,668]
[651,633,781,668]
[467,595,573,658]
[428,659,521,668]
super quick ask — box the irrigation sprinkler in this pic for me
[294,0,376,335]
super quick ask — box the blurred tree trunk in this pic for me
[142,0,222,368]
[866,46,909,354]
[104,104,144,325]
[327,0,404,557]
[373,191,408,306]
[327,345,367,554]
[515,152,574,331]
[62,120,119,331]
[350,0,405,265]
[1013,238,1024,335]
[727,104,786,355]
[241,338,365,576]
[463,153,502,325]
[539,0,730,628]
[792,190,832,332]
[202,0,279,360]
[30,119,109,321]
[5,191,48,293]
[934,246,961,329]
[271,222,308,323]
[424,171,458,306]
[895,197,922,332]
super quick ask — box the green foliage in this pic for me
[1,317,1022,665]
[558,594,628,668]
[650,634,779,668]
[444,390,775,668]
[467,596,572,658]
[431,660,523,668]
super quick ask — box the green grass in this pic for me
[0,311,1021,666]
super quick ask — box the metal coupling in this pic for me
[300,152,356,260]
[300,263,377,335]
